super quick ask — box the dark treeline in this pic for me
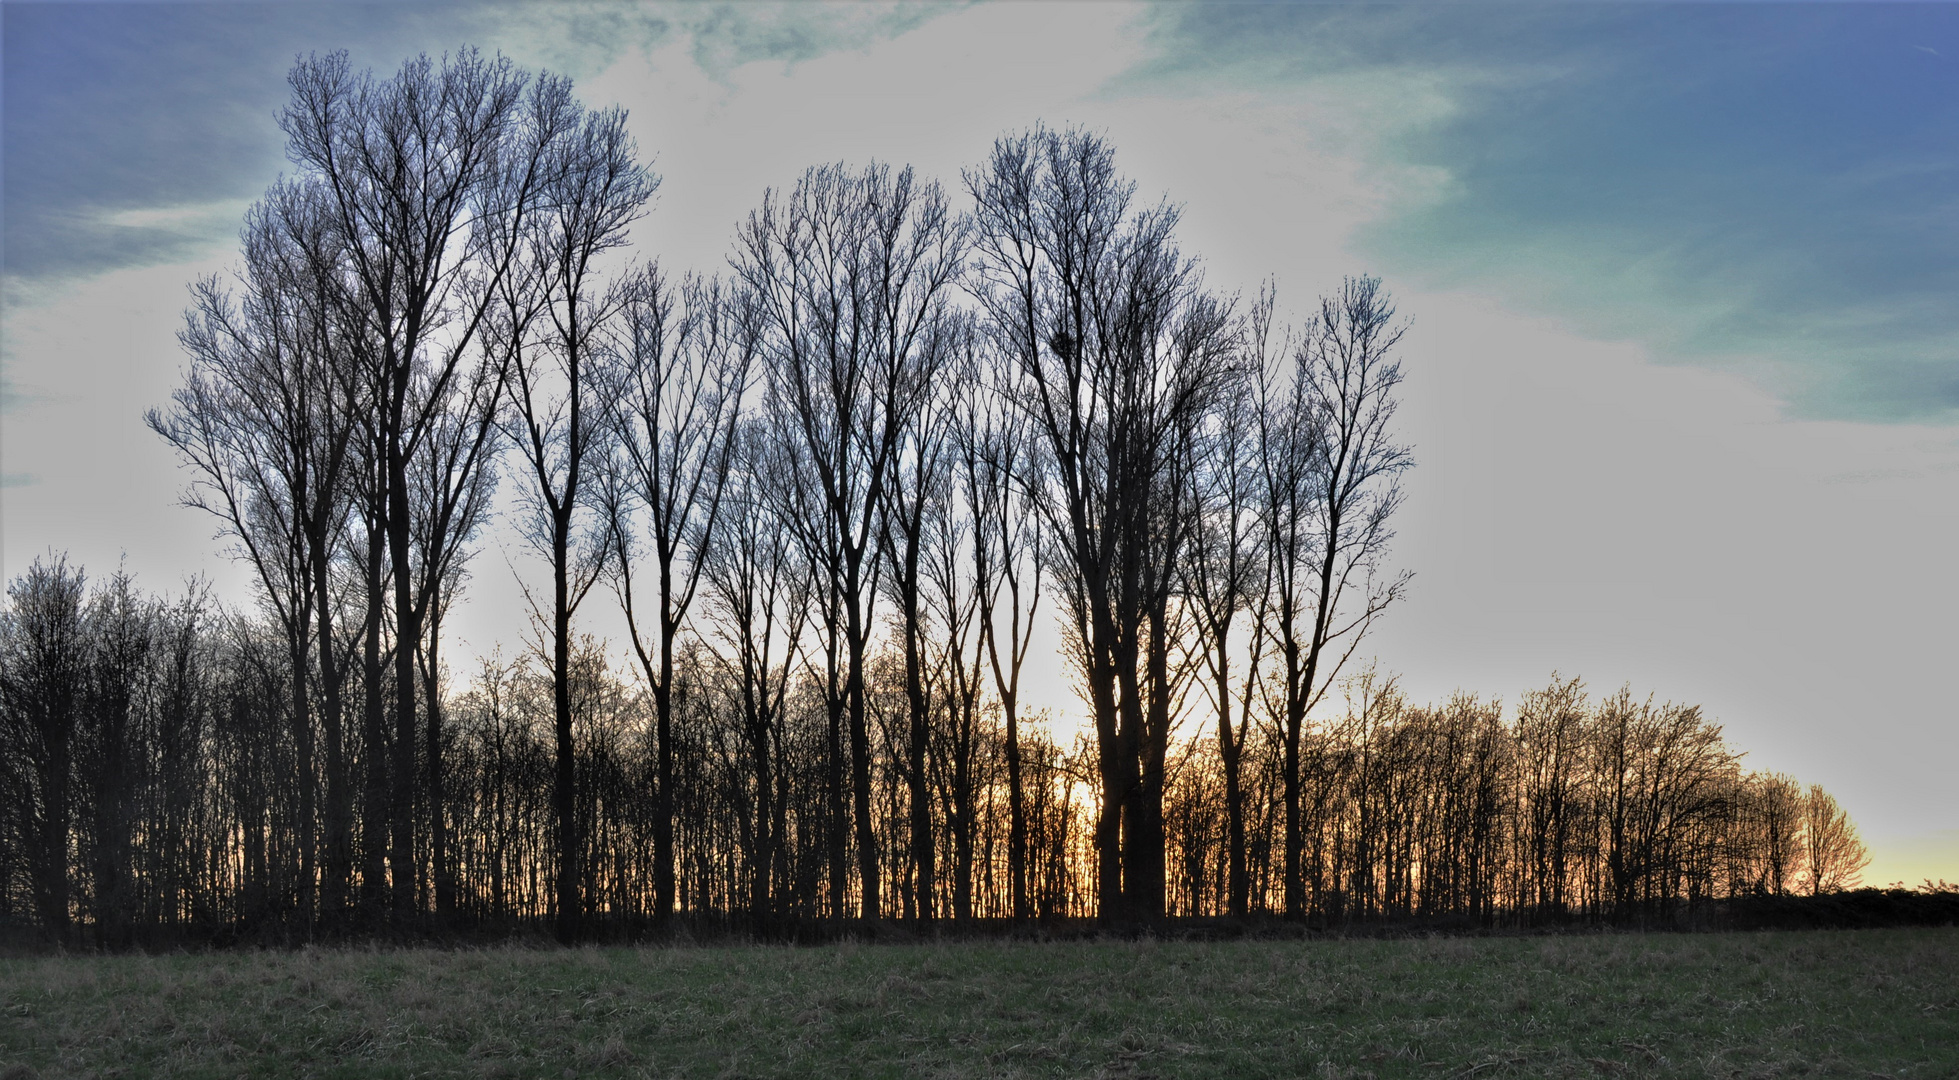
[0,568,1874,943]
[0,51,1871,945]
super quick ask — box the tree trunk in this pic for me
[360,508,389,926]
[901,567,933,923]
[653,625,675,928]
[422,621,454,923]
[289,629,316,936]
[846,594,879,924]
[1005,694,1029,921]
[388,427,419,920]
[552,509,579,943]
[314,527,350,927]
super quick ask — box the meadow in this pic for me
[3,929,1954,1079]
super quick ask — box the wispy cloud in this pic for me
[8,1,1954,424]
[1142,2,1959,424]
[5,2,436,282]
[1,2,967,285]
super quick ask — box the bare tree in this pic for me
[877,313,962,921]
[1744,771,1804,896]
[960,353,1044,921]
[407,367,504,920]
[700,421,812,930]
[78,569,159,947]
[1180,295,1268,917]
[280,49,538,918]
[604,267,754,927]
[1258,276,1413,918]
[493,76,655,941]
[911,323,998,922]
[967,126,1234,922]
[0,557,88,941]
[1590,687,1735,920]
[1802,783,1869,895]
[1515,675,1588,915]
[732,161,965,922]
[150,179,369,929]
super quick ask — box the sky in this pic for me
[3,0,1955,886]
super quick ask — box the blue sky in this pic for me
[9,3,1955,418]
[3,1,1956,880]
[1143,2,1959,421]
[2,1,943,285]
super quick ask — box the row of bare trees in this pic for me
[0,51,1868,943]
[0,566,1866,942]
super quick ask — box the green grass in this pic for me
[2,929,1955,1078]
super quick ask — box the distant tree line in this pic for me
[0,565,1872,943]
[0,51,1870,944]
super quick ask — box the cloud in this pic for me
[4,2,463,281]
[1142,2,1959,423]
[12,2,1953,422]
[1,1,948,285]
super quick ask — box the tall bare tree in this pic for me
[280,49,539,918]
[493,76,655,941]
[967,126,1234,922]
[151,179,369,929]
[877,312,962,921]
[1258,276,1413,918]
[1181,314,1265,918]
[407,364,504,920]
[732,161,965,922]
[961,360,1044,921]
[912,323,998,921]
[605,267,754,927]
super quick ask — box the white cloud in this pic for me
[97,199,252,233]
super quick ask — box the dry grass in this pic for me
[2,928,1955,1078]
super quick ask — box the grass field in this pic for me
[2,929,1954,1078]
